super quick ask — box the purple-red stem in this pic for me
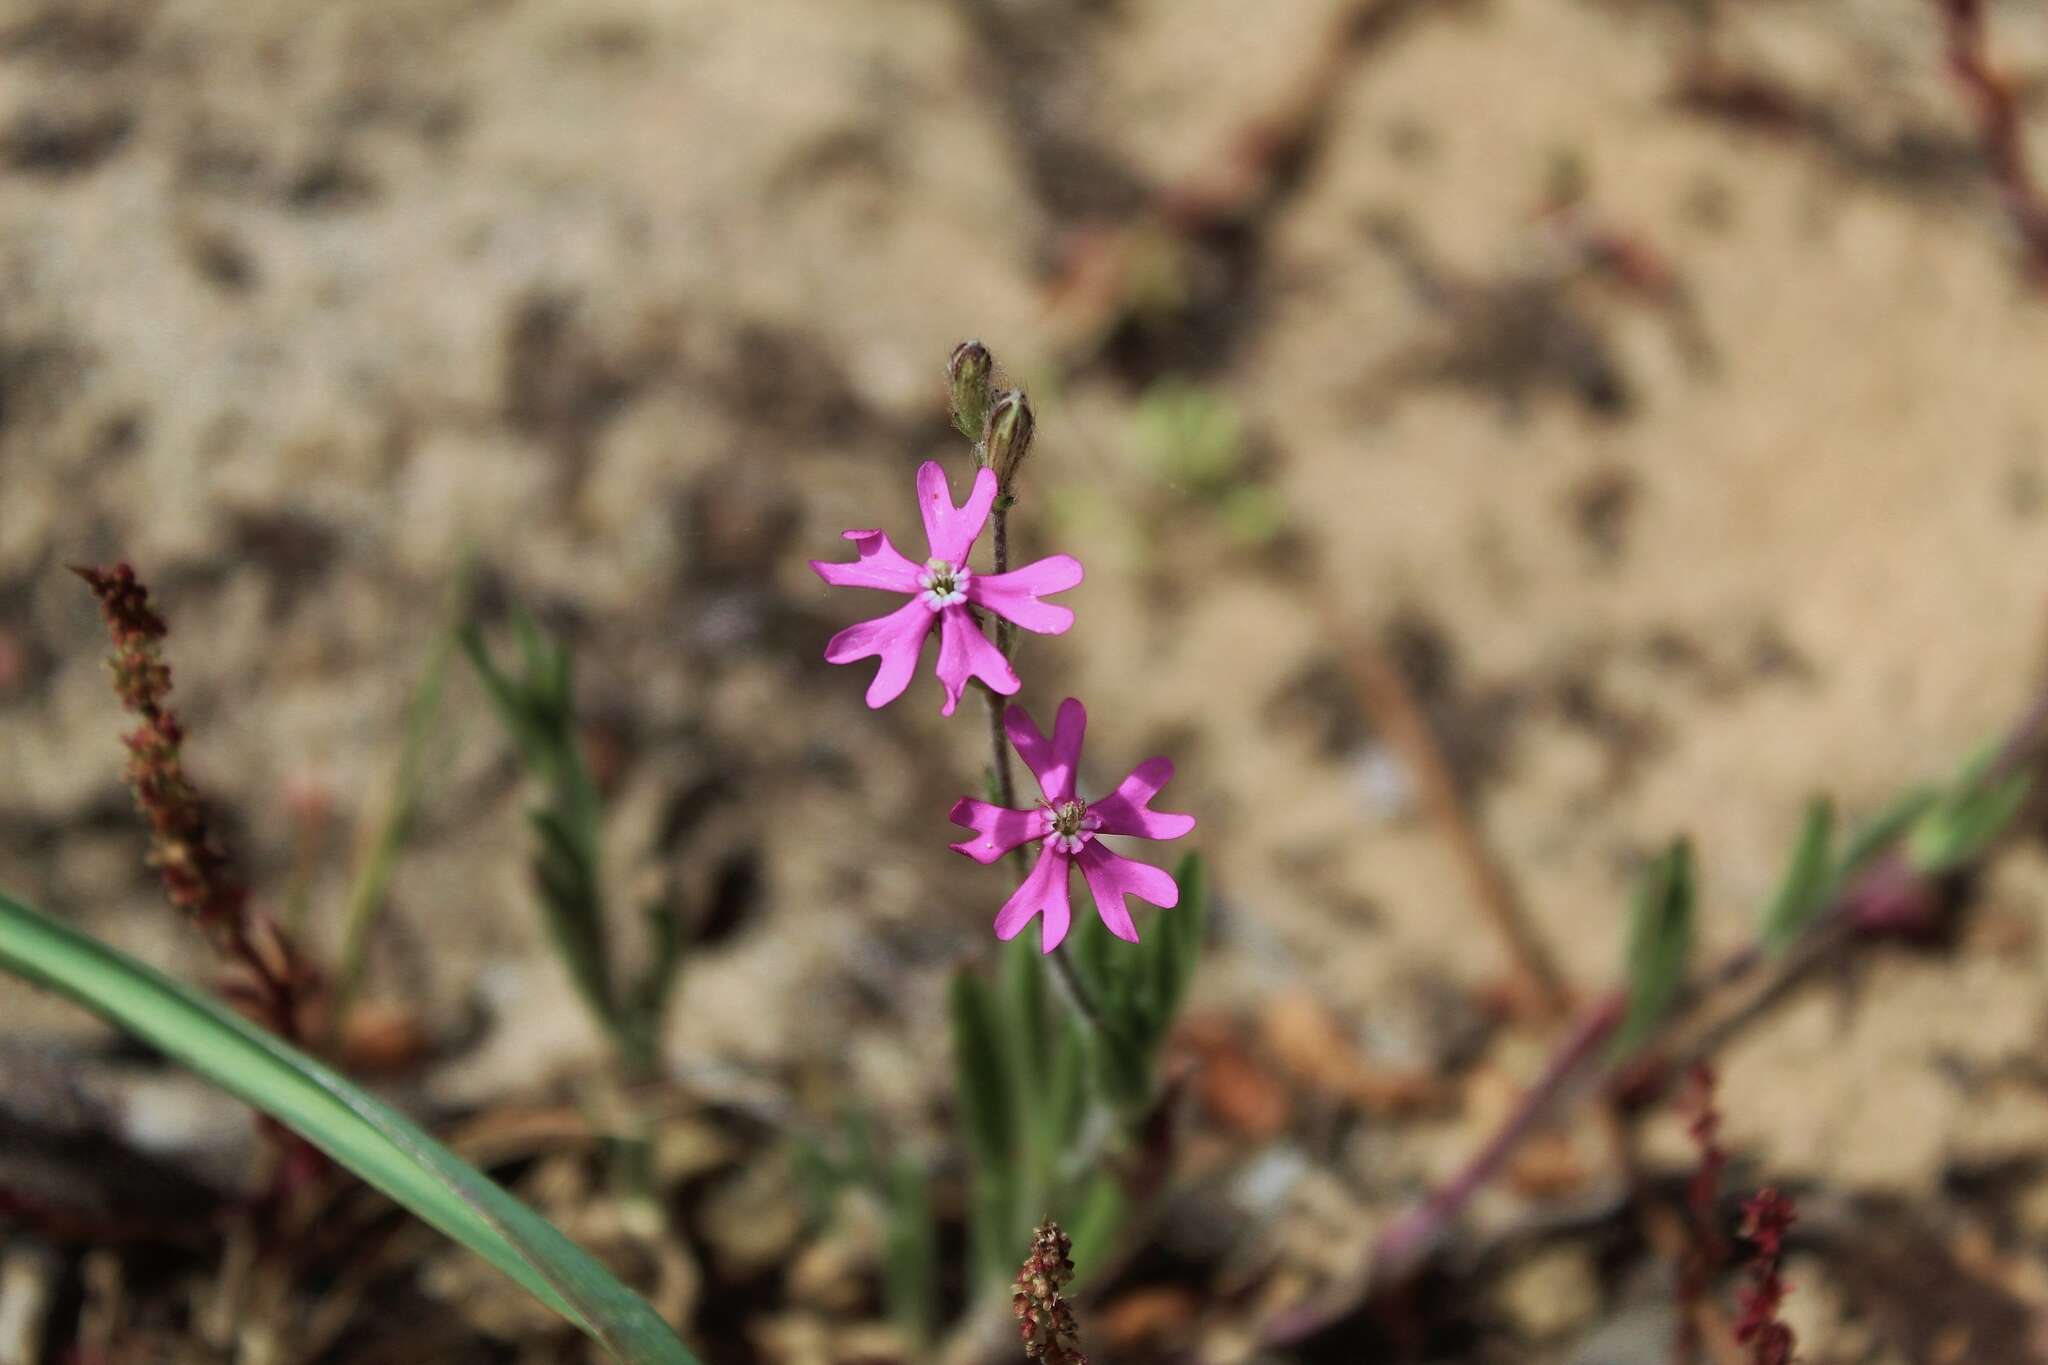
[1266,671,2048,1345]
[1935,0,2048,284]
[1365,993,1625,1289]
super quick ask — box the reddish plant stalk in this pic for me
[1934,0,2048,284]
[1676,1062,1731,1362]
[72,564,319,1046]
[1734,1189,1798,1364]
[1263,671,2048,1348]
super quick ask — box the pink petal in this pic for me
[1076,841,1179,943]
[993,842,1074,953]
[1005,698,1086,804]
[948,797,1045,865]
[809,529,923,593]
[822,599,935,709]
[934,605,1018,717]
[1088,757,1197,842]
[915,461,997,567]
[965,553,1083,636]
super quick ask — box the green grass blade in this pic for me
[1613,839,1694,1057]
[334,572,469,1014]
[0,891,698,1365]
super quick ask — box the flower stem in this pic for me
[981,507,1023,825]
[981,499,1111,1036]
[990,507,1016,658]
[1041,931,1113,1037]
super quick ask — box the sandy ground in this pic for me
[7,0,2048,1358]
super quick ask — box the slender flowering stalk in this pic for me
[1734,1189,1797,1365]
[71,564,317,1044]
[810,461,1082,716]
[974,387,1038,839]
[1677,1062,1730,1363]
[1013,1221,1088,1365]
[73,563,327,1195]
[951,699,1195,952]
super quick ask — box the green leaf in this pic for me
[1041,1019,1092,1153]
[1152,854,1206,1029]
[1061,1170,1127,1289]
[881,1157,937,1348]
[968,1169,1019,1292]
[527,811,617,1033]
[1759,799,1835,956]
[0,891,697,1364]
[950,971,1017,1171]
[1614,839,1694,1057]
[1839,787,1938,875]
[468,613,628,1061]
[625,895,686,1071]
[1003,933,1051,1098]
[952,970,1023,1288]
[842,1105,883,1191]
[1909,770,2032,874]
[788,1137,844,1225]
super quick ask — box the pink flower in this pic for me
[949,698,1195,952]
[810,462,1083,716]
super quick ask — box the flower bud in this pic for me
[980,387,1034,492]
[948,339,994,440]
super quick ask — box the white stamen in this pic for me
[918,557,970,612]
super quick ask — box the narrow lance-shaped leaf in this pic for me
[1759,799,1835,956]
[1003,932,1051,1098]
[1908,771,2033,874]
[1613,839,1694,1057]
[1041,1018,1092,1154]
[1839,787,1938,876]
[1061,1168,1127,1289]
[0,891,697,1364]
[950,971,1017,1169]
[882,1156,938,1348]
[625,894,686,1069]
[951,969,1021,1285]
[1152,853,1206,1030]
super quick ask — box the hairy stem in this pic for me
[990,508,1016,658]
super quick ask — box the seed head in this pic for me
[1012,1220,1087,1364]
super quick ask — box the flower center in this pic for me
[1043,798,1100,854]
[916,557,970,611]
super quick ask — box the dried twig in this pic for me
[1933,0,2048,284]
[1045,0,1436,367]
[1335,627,1573,1018]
